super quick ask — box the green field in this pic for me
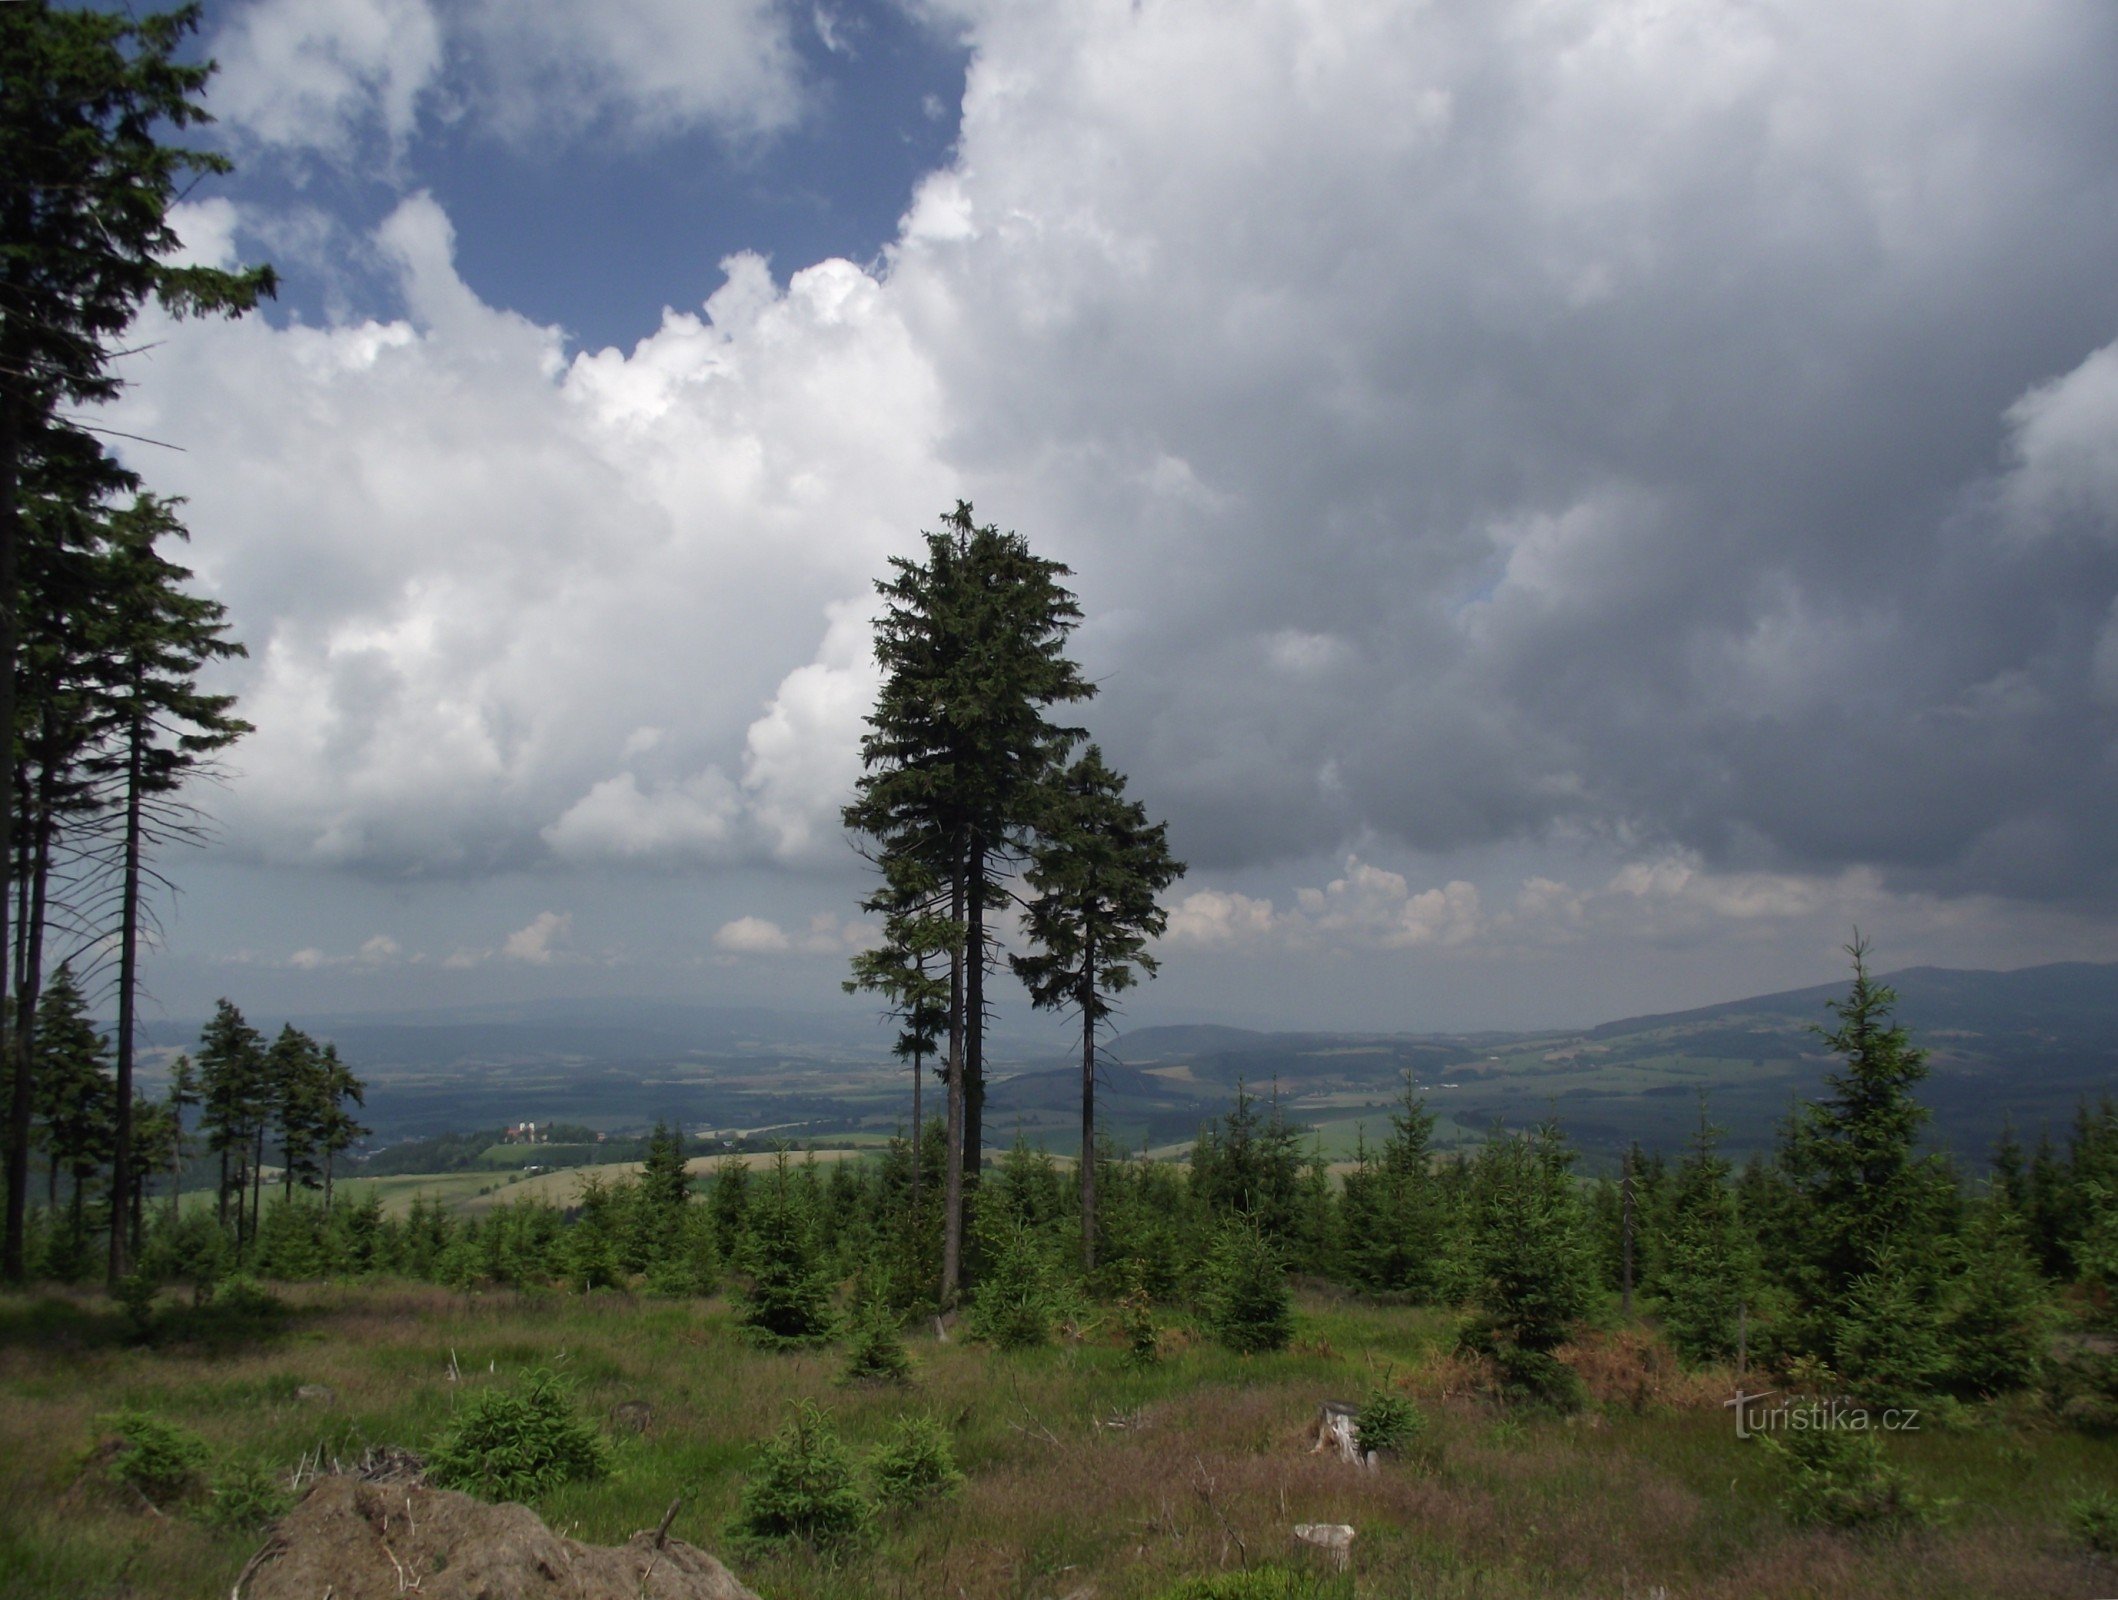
[3,1282,2112,1600]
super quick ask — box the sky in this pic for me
[84,0,2118,1037]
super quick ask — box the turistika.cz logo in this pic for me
[1725,1391,1921,1439]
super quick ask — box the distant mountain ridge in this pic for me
[124,961,2118,1158]
[1588,960,2118,1047]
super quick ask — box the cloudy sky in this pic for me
[97,0,2118,1035]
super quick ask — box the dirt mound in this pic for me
[237,1476,760,1600]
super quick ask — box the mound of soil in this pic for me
[237,1476,760,1600]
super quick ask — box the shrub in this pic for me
[1353,1386,1422,1457]
[967,1219,1061,1349]
[1120,1274,1162,1368]
[1201,1218,1292,1354]
[426,1368,609,1503]
[111,1273,159,1344]
[737,1158,840,1349]
[841,1288,913,1386]
[1763,1419,1936,1533]
[204,1459,291,1533]
[2068,1488,2118,1557]
[731,1400,871,1551]
[868,1412,963,1509]
[96,1410,208,1505]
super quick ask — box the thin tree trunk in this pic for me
[1080,964,1097,1274]
[909,1044,922,1212]
[11,771,56,1264]
[941,865,965,1305]
[1621,1150,1635,1318]
[249,1122,264,1246]
[965,846,985,1202]
[216,1147,229,1229]
[0,386,23,1283]
[108,710,145,1284]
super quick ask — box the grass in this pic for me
[1,1281,2111,1599]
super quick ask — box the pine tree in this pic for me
[0,0,275,1283]
[194,1000,265,1242]
[33,965,113,1243]
[266,1025,325,1204]
[737,1153,839,1348]
[1462,1120,1595,1405]
[1653,1109,1757,1366]
[93,495,247,1279]
[163,1051,195,1224]
[313,1045,366,1213]
[1942,1186,2051,1395]
[1010,745,1182,1273]
[843,502,1092,1302]
[1346,1075,1445,1299]
[1778,938,1950,1373]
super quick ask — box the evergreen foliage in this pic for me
[841,1280,914,1385]
[731,1400,872,1552]
[1461,1120,1594,1404]
[96,1408,207,1504]
[1201,1215,1293,1354]
[1763,1422,1936,1533]
[0,0,275,1285]
[737,1154,840,1348]
[843,501,1094,1302]
[867,1412,963,1509]
[1011,744,1182,1271]
[1654,1111,1759,1366]
[425,1368,609,1503]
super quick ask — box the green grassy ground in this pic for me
[1,1282,2110,1600]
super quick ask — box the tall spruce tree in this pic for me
[1010,745,1182,1272]
[1463,1119,1596,1405]
[1653,1106,1757,1366]
[314,1044,366,1213]
[1342,1075,1445,1299]
[32,963,112,1246]
[843,502,1091,1302]
[93,494,247,1278]
[0,0,274,1281]
[1778,938,1949,1367]
[195,998,265,1241]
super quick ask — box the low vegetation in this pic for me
[3,1281,2113,1600]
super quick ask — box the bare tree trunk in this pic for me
[941,865,965,1305]
[1080,962,1097,1274]
[965,844,985,1205]
[909,1044,922,1212]
[0,387,23,1283]
[10,771,56,1267]
[249,1121,264,1248]
[108,711,144,1284]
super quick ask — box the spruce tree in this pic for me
[1010,744,1182,1272]
[1778,938,1951,1375]
[32,964,113,1247]
[0,0,274,1282]
[1653,1109,1757,1366]
[737,1153,839,1348]
[1942,1187,2051,1395]
[1462,1120,1595,1405]
[1346,1075,1445,1299]
[843,501,1092,1302]
[313,1045,366,1213]
[93,495,247,1278]
[194,999,264,1241]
